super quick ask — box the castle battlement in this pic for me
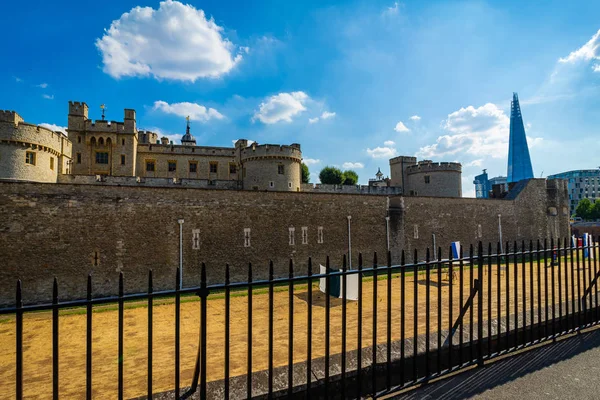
[240,143,302,162]
[389,155,417,165]
[84,119,129,133]
[137,143,236,157]
[0,110,24,125]
[406,161,462,174]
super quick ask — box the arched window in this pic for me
[99,137,104,145]
[106,138,112,146]
[90,137,97,146]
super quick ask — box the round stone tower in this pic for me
[238,142,302,191]
[405,160,462,197]
[0,110,72,183]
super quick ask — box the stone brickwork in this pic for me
[0,178,570,305]
[240,143,302,191]
[0,182,388,304]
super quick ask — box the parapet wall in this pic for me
[301,183,402,195]
[0,110,24,124]
[83,119,129,133]
[57,174,240,189]
[240,143,302,161]
[137,143,236,157]
[406,161,462,174]
[0,119,69,155]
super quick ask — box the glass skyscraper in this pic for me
[507,93,534,183]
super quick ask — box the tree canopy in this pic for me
[575,198,593,220]
[318,166,360,185]
[319,166,344,185]
[301,163,310,184]
[591,199,600,220]
[343,170,359,185]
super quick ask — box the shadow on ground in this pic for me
[389,328,600,400]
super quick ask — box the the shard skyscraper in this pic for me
[507,92,534,183]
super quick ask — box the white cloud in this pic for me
[37,83,48,89]
[14,77,22,83]
[558,28,600,69]
[96,0,243,81]
[382,1,400,16]
[42,94,54,100]
[418,103,509,159]
[231,139,255,147]
[39,123,67,135]
[153,100,224,122]
[253,91,309,124]
[384,140,395,146]
[367,146,397,159]
[308,111,336,124]
[303,158,321,166]
[343,162,364,169]
[394,121,410,132]
[594,64,600,72]
[465,159,483,167]
[409,115,421,121]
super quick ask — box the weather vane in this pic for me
[100,104,106,121]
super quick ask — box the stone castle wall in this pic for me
[0,179,569,305]
[241,144,302,191]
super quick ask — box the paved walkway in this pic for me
[389,328,600,400]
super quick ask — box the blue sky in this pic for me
[2,0,600,195]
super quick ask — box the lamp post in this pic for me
[347,215,352,269]
[385,216,390,252]
[498,214,503,254]
[178,219,184,289]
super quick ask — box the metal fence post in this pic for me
[477,242,484,367]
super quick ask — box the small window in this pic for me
[413,225,419,239]
[278,165,284,174]
[50,157,54,170]
[302,227,308,245]
[424,175,430,184]
[120,155,125,165]
[229,164,237,174]
[95,152,109,164]
[269,181,274,188]
[289,227,295,246]
[288,182,292,188]
[146,160,155,172]
[168,161,177,172]
[78,136,81,144]
[189,162,198,173]
[192,229,200,250]
[25,152,36,165]
[209,162,218,173]
[317,227,324,244]
[244,228,251,247]
[77,153,81,164]
[122,139,125,146]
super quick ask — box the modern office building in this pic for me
[473,170,508,198]
[547,169,600,214]
[507,92,534,183]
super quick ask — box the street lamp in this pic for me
[347,216,352,269]
[498,214,503,254]
[178,219,184,289]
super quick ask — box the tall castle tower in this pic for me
[507,93,534,183]
[67,101,138,177]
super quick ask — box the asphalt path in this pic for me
[388,327,600,400]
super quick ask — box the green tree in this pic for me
[319,166,344,184]
[342,170,359,185]
[591,199,600,220]
[575,198,593,220]
[301,163,310,184]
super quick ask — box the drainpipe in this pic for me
[347,215,352,269]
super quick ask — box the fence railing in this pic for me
[1,237,599,399]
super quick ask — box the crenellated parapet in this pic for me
[0,110,24,125]
[406,160,462,174]
[240,143,302,163]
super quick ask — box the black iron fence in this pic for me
[1,237,599,399]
